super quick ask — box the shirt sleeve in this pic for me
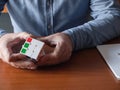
[0,0,8,37]
[63,0,120,51]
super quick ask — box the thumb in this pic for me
[38,36,56,47]
[10,59,37,69]
[37,36,50,43]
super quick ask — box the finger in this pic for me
[33,36,42,39]
[38,36,55,46]
[37,36,48,42]
[10,59,37,69]
[1,45,12,63]
[16,32,33,40]
[9,53,26,62]
[37,43,65,66]
[37,53,55,66]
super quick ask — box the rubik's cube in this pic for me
[20,37,45,60]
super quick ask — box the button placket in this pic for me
[46,0,53,35]
[47,0,50,7]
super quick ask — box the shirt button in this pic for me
[48,25,51,29]
[47,0,50,7]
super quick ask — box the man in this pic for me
[0,0,120,69]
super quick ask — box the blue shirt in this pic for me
[0,0,120,50]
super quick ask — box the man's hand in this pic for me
[0,32,37,69]
[0,32,73,69]
[37,33,73,66]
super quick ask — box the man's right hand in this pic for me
[0,32,37,69]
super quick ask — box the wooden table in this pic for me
[0,38,120,90]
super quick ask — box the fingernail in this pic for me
[27,66,37,70]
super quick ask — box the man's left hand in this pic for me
[37,33,73,66]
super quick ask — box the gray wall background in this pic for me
[0,13,13,33]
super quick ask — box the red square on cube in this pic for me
[27,37,32,42]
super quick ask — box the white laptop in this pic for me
[97,44,120,80]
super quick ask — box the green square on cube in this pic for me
[21,48,27,54]
[24,43,29,48]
